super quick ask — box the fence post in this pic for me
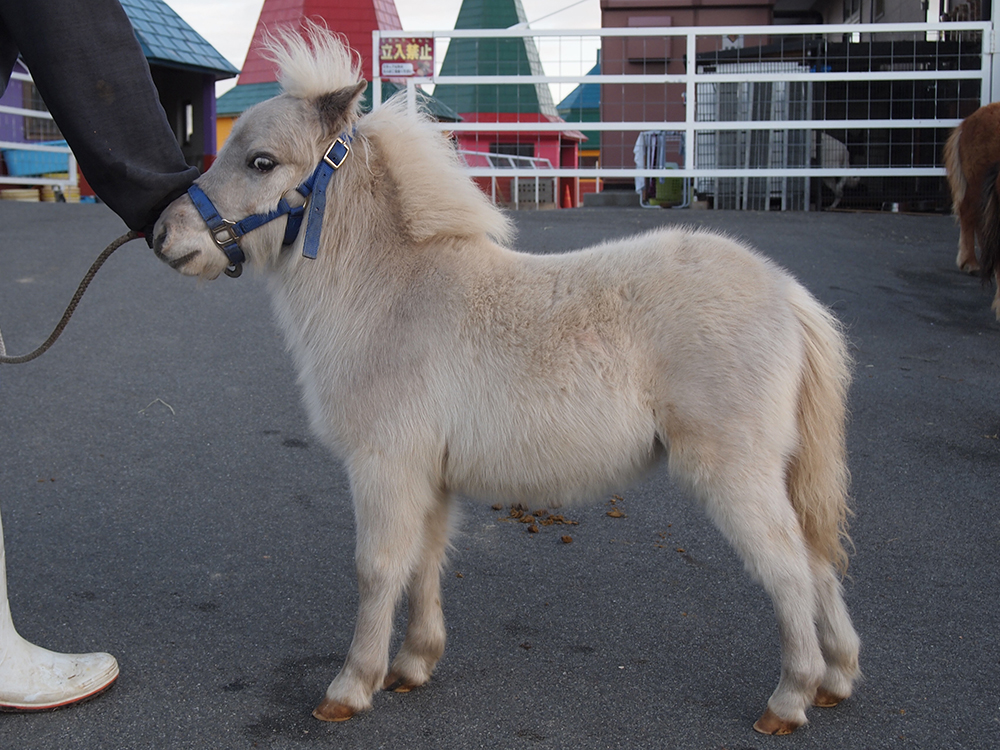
[991,0,1000,103]
[685,29,696,174]
[372,30,382,112]
[406,79,418,118]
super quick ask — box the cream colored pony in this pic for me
[153,27,860,736]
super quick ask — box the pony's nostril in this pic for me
[152,229,167,255]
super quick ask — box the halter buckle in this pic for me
[210,219,239,251]
[323,137,351,170]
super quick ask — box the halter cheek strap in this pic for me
[301,135,350,259]
[186,130,353,277]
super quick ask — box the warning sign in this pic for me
[379,37,434,77]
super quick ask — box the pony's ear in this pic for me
[316,80,367,135]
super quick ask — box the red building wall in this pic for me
[240,0,402,84]
[600,0,775,176]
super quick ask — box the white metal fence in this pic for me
[3,23,991,211]
[373,21,994,210]
[0,71,78,194]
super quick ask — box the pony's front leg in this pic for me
[384,491,453,693]
[313,464,434,722]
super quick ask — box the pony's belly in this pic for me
[446,413,659,507]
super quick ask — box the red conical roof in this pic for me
[239,0,402,84]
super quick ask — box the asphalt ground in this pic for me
[0,201,997,750]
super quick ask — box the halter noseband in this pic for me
[186,132,353,278]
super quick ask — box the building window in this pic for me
[488,142,536,169]
[21,82,62,141]
[490,142,534,158]
[183,101,194,147]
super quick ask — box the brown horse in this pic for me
[943,102,1000,319]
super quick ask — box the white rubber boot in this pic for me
[0,509,118,711]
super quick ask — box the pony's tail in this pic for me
[944,124,966,214]
[978,162,1000,281]
[786,286,853,576]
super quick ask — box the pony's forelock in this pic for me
[264,22,362,100]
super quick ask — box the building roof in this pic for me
[216,80,461,122]
[239,0,402,84]
[120,0,239,79]
[432,0,557,117]
[216,82,282,116]
[218,0,458,123]
[556,61,600,113]
[556,60,600,147]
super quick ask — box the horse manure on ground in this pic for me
[495,504,580,534]
[606,494,627,518]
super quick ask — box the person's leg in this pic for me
[0,507,118,711]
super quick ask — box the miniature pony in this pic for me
[816,132,859,210]
[152,26,860,735]
[944,102,1000,319]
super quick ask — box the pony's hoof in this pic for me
[312,698,356,722]
[382,673,418,693]
[814,687,846,708]
[753,708,803,735]
[959,261,981,275]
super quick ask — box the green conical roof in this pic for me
[433,0,556,117]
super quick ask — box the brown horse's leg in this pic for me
[993,269,1000,320]
[957,199,981,274]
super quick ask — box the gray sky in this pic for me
[166,0,602,84]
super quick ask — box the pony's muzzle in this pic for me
[152,228,199,271]
[152,195,231,280]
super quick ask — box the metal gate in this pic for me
[375,18,995,210]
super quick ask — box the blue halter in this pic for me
[187,132,353,278]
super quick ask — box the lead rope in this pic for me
[0,230,142,365]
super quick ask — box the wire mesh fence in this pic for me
[374,21,992,211]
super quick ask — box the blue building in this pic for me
[0,0,238,186]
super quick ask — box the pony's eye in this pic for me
[250,155,277,172]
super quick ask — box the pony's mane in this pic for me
[265,22,363,99]
[359,96,514,245]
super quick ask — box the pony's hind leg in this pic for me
[810,557,860,707]
[312,462,437,722]
[691,461,825,735]
[383,491,453,693]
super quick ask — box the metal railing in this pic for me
[0,71,78,193]
[457,150,554,208]
[373,21,994,209]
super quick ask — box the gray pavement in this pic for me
[0,201,997,749]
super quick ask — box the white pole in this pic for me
[991,0,1000,102]
[406,79,418,118]
[372,30,383,111]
